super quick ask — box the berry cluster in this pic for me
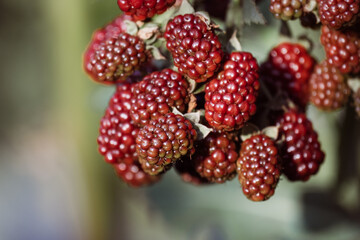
[82,0,360,202]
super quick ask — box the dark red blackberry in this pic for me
[309,61,351,110]
[136,113,197,175]
[113,161,161,187]
[164,14,224,83]
[193,132,238,183]
[175,157,211,185]
[87,33,149,84]
[260,42,315,109]
[117,0,176,21]
[318,0,360,29]
[270,0,308,20]
[320,25,360,74]
[130,68,189,126]
[97,84,139,164]
[237,134,281,202]
[277,110,325,181]
[84,15,131,76]
[205,52,260,131]
[353,88,360,117]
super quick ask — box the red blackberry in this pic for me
[87,33,149,84]
[97,83,139,164]
[237,134,281,202]
[117,0,176,21]
[318,0,360,29]
[130,68,189,126]
[136,113,197,175]
[277,110,325,181]
[84,15,131,75]
[260,42,316,108]
[269,0,308,20]
[164,14,224,83]
[175,157,211,185]
[353,88,360,117]
[193,132,238,183]
[205,52,260,131]
[113,161,161,187]
[320,25,360,74]
[309,61,351,110]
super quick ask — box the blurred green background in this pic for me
[0,0,359,239]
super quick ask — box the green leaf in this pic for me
[184,111,201,124]
[193,123,212,140]
[146,45,166,60]
[348,78,360,92]
[176,0,195,16]
[262,126,279,140]
[227,30,242,52]
[124,20,138,36]
[243,0,266,25]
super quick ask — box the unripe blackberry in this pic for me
[309,61,351,110]
[194,132,238,183]
[320,25,360,74]
[117,0,176,21]
[270,0,308,20]
[84,15,131,76]
[164,14,224,83]
[260,42,315,108]
[175,158,211,185]
[318,0,360,29]
[205,52,260,131]
[113,161,161,187]
[237,134,281,202]
[136,113,197,175]
[88,33,149,84]
[97,84,139,164]
[277,110,325,181]
[130,68,189,126]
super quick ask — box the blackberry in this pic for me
[175,157,211,185]
[318,0,360,29]
[309,61,351,110]
[320,25,360,74]
[136,113,197,175]
[130,68,190,126]
[84,15,131,76]
[97,84,139,164]
[237,134,281,201]
[88,33,149,84]
[117,0,176,21]
[277,110,325,181]
[270,0,308,20]
[113,161,161,187]
[164,14,224,83]
[194,132,238,183]
[205,52,260,131]
[260,42,315,109]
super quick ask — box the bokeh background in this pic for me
[0,0,359,239]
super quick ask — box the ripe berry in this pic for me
[117,0,176,21]
[97,84,139,164]
[309,61,351,110]
[320,25,360,74]
[318,0,360,29]
[130,68,189,126]
[175,158,211,185]
[113,161,161,187]
[237,134,281,202]
[87,33,149,84]
[270,0,308,20]
[277,110,325,181]
[194,132,238,183]
[260,42,316,109]
[136,113,197,175]
[205,52,260,131]
[164,14,223,83]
